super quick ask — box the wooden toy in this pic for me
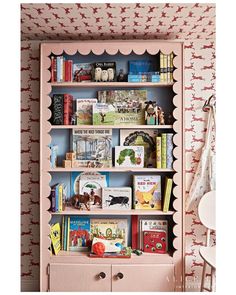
[62,160,72,168]
[66,152,76,161]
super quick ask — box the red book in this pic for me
[63,94,73,125]
[143,230,167,254]
[51,57,56,82]
[68,60,73,82]
[64,61,69,82]
[131,215,139,249]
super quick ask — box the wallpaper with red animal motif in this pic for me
[20,3,215,292]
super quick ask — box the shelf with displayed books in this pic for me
[50,124,173,130]
[51,82,174,88]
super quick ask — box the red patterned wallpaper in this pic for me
[21,3,215,292]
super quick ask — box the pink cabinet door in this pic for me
[49,263,111,292]
[112,264,174,292]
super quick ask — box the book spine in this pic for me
[50,189,56,212]
[170,53,174,82]
[161,133,167,168]
[163,54,167,82]
[160,53,164,82]
[67,217,70,251]
[52,94,64,125]
[68,60,73,82]
[51,57,55,82]
[163,178,173,212]
[55,185,59,212]
[131,215,139,250]
[63,59,66,82]
[156,136,162,169]
[58,184,63,212]
[56,57,61,82]
[166,133,174,169]
[167,54,171,83]
[64,216,67,251]
[63,94,73,125]
[61,216,64,250]
[64,60,68,82]
[60,56,64,82]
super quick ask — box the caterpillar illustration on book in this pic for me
[116,148,139,165]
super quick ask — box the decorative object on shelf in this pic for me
[115,146,144,168]
[73,63,93,82]
[144,101,159,125]
[66,152,76,161]
[143,230,167,254]
[92,103,115,125]
[166,112,173,125]
[76,98,97,125]
[50,223,61,255]
[117,69,127,82]
[93,62,116,82]
[133,175,162,210]
[102,187,132,210]
[71,112,77,125]
[49,144,58,168]
[62,159,72,168]
[92,240,106,256]
[120,129,157,168]
[158,107,165,125]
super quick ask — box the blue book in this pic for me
[69,217,91,251]
[64,216,68,251]
[166,133,174,169]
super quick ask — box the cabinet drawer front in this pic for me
[49,263,111,292]
[112,264,174,292]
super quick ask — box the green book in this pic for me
[163,178,173,212]
[161,133,167,168]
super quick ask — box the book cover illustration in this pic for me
[134,175,162,209]
[115,146,144,168]
[73,63,93,82]
[93,62,116,82]
[71,129,112,168]
[69,217,91,251]
[50,223,61,255]
[51,94,64,125]
[92,103,115,125]
[98,90,147,125]
[76,98,97,125]
[120,130,158,168]
[143,230,167,254]
[102,187,132,210]
[90,219,128,247]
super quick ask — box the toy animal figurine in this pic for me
[158,107,165,125]
[94,67,102,82]
[117,69,126,82]
[144,101,158,125]
[101,70,108,82]
[107,68,115,81]
[99,112,106,123]
[70,193,90,211]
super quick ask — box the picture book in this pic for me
[50,223,61,255]
[73,63,93,82]
[98,90,147,125]
[143,230,167,254]
[120,130,158,168]
[163,178,173,212]
[76,98,97,125]
[69,216,91,251]
[63,94,73,125]
[70,128,112,168]
[115,146,144,168]
[102,187,132,210]
[140,219,168,250]
[156,137,162,169]
[133,175,162,210]
[90,219,128,246]
[92,103,115,125]
[93,62,116,82]
[128,60,154,74]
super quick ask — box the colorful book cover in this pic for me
[51,94,64,125]
[92,103,115,125]
[70,128,112,168]
[76,98,97,125]
[102,187,132,210]
[73,63,93,82]
[69,217,91,251]
[143,230,167,254]
[93,62,116,82]
[115,146,144,168]
[50,223,61,255]
[133,175,162,210]
[98,90,147,125]
[120,130,157,168]
[128,60,153,73]
[163,178,173,213]
[90,219,128,247]
[161,133,167,168]
[166,133,174,169]
[156,136,162,169]
[63,94,73,125]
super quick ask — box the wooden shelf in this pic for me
[50,208,175,216]
[50,124,173,130]
[50,82,174,88]
[48,167,175,173]
[50,251,173,265]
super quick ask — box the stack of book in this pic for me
[51,94,74,125]
[50,183,67,212]
[156,133,174,169]
[51,56,73,82]
[160,52,174,83]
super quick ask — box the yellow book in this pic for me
[67,216,70,251]
[160,53,164,82]
[50,223,61,255]
[161,133,167,168]
[61,216,64,251]
[163,178,173,212]
[167,54,171,83]
[58,184,63,212]
[156,136,162,169]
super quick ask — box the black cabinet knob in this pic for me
[98,272,106,279]
[117,272,124,279]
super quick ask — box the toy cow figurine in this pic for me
[144,101,158,125]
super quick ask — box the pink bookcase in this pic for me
[40,41,185,292]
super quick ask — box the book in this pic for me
[69,216,91,251]
[50,186,56,212]
[63,94,73,125]
[51,56,56,82]
[93,62,116,82]
[98,90,147,125]
[140,219,168,250]
[56,56,61,82]
[64,60,73,82]
[166,133,174,169]
[92,103,115,125]
[115,146,144,168]
[102,187,132,210]
[167,54,171,83]
[120,130,157,168]
[64,216,68,251]
[163,54,167,82]
[143,230,167,254]
[51,94,64,125]
[90,218,128,247]
[128,60,153,73]
[163,178,173,212]
[170,53,174,82]
[61,216,64,251]
[70,128,112,168]
[67,216,70,251]
[76,98,97,125]
[133,175,162,210]
[79,174,107,210]
[160,53,164,82]
[73,63,93,82]
[161,133,167,168]
[156,137,162,169]
[50,223,61,255]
